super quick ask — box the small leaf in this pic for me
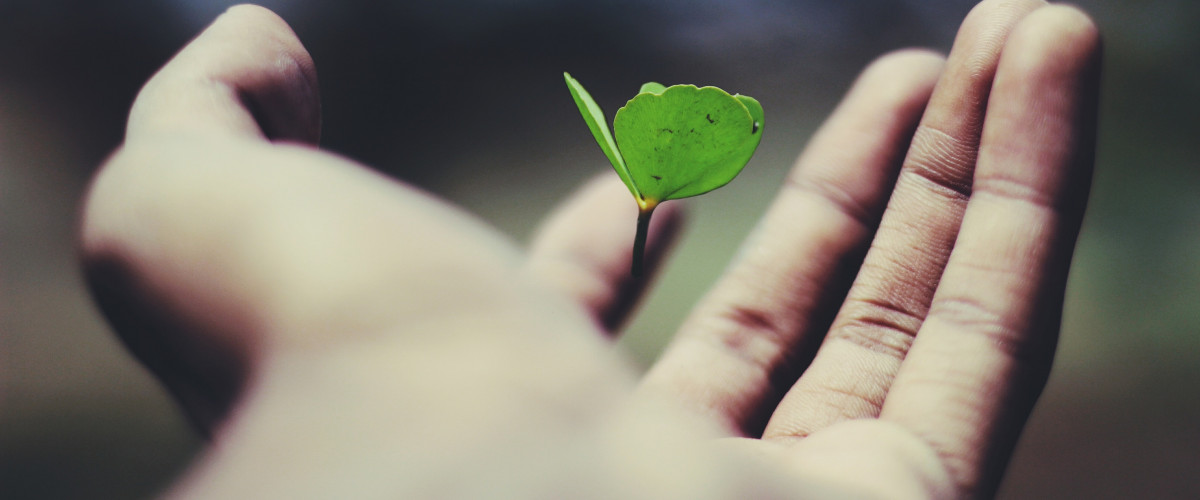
[734,94,764,135]
[563,73,638,199]
[564,74,764,277]
[638,82,667,95]
[613,85,763,203]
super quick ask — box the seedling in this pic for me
[564,72,763,277]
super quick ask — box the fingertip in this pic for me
[863,49,946,84]
[221,4,290,26]
[958,0,1050,43]
[853,49,945,114]
[1006,4,1102,75]
[127,3,321,145]
[212,5,321,143]
[215,4,303,50]
[945,0,1047,88]
[217,4,318,78]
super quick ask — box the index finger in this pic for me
[125,5,320,144]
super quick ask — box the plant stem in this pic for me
[632,206,654,278]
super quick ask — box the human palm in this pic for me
[80,2,1100,499]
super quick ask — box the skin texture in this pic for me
[77,2,1101,499]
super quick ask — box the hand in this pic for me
[80,2,1101,499]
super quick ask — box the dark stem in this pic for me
[632,206,654,278]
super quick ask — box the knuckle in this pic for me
[815,377,889,418]
[929,295,1004,332]
[829,296,925,360]
[926,295,1025,358]
[902,125,977,200]
[970,172,1056,209]
[698,303,795,372]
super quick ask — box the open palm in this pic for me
[81,2,1100,499]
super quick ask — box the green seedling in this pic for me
[564,72,763,277]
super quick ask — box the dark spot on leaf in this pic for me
[689,128,696,133]
[660,128,674,134]
[652,175,662,181]
[705,114,715,123]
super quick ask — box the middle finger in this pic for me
[763,0,1048,441]
[640,49,944,437]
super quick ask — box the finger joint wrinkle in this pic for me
[902,124,978,201]
[830,297,924,360]
[927,295,1027,359]
[702,304,796,371]
[971,173,1061,212]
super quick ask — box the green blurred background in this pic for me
[0,0,1196,498]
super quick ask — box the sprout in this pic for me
[564,72,763,276]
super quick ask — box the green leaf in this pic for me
[734,94,764,136]
[613,85,763,202]
[638,82,667,95]
[563,72,638,199]
[563,74,764,277]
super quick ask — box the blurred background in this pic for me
[0,0,1196,498]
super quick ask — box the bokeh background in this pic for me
[1,0,1196,498]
